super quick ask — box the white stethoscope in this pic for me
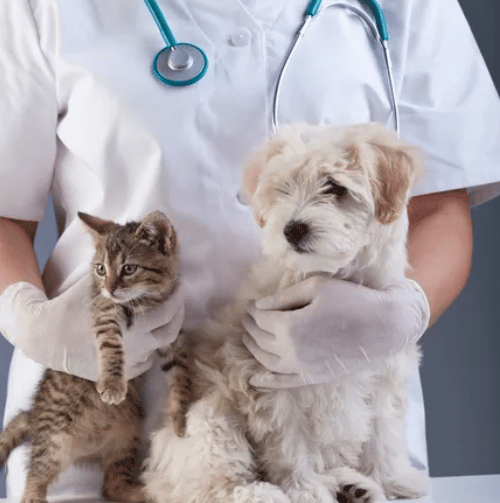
[143,0,399,134]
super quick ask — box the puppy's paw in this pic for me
[327,467,385,503]
[97,376,127,405]
[233,481,291,503]
[336,482,385,503]
[382,468,430,500]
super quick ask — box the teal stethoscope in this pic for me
[143,0,399,134]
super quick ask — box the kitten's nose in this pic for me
[105,280,117,294]
[284,220,309,249]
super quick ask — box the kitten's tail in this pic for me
[0,411,29,466]
[158,334,194,438]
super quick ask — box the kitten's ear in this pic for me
[78,212,117,238]
[136,211,177,255]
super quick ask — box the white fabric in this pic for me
[242,276,430,388]
[2,0,500,499]
[0,279,185,381]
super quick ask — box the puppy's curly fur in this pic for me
[142,123,431,503]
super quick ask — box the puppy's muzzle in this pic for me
[284,220,310,253]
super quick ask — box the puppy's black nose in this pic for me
[284,220,309,250]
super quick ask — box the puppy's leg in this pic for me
[233,482,292,503]
[143,393,289,503]
[360,355,430,499]
[256,430,335,503]
[271,470,335,503]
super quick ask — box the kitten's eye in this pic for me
[95,264,106,276]
[122,264,138,276]
[323,180,347,198]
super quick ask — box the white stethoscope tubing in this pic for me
[272,2,400,136]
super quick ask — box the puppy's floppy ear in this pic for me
[241,137,286,205]
[367,132,424,225]
[241,137,286,227]
[136,211,177,255]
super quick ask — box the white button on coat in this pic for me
[229,27,252,47]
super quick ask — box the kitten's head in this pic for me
[78,211,180,304]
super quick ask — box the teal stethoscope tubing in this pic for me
[305,0,388,40]
[272,0,399,135]
[142,0,398,133]
[143,0,177,48]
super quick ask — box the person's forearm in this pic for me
[0,217,43,294]
[406,189,473,327]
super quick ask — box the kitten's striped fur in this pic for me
[83,211,181,405]
[0,211,186,503]
[158,336,193,437]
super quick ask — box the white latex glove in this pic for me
[242,276,430,389]
[0,274,185,380]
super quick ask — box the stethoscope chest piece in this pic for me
[153,43,208,86]
[144,0,208,87]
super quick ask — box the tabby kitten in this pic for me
[81,211,181,406]
[0,211,183,503]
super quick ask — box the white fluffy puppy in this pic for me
[142,123,430,503]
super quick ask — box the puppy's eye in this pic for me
[275,186,290,196]
[323,180,347,198]
[122,264,138,276]
[95,264,106,276]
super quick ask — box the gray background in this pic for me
[1,0,499,497]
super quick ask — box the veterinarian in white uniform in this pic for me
[1,0,499,500]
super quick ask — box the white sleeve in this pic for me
[0,0,58,221]
[398,0,500,206]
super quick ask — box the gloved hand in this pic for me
[0,274,185,380]
[242,276,430,389]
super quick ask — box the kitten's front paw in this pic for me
[97,377,127,405]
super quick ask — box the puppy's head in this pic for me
[241,123,423,274]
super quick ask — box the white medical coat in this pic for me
[2,0,500,500]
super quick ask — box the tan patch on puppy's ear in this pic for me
[253,212,265,228]
[241,138,286,205]
[344,144,361,169]
[369,139,424,225]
